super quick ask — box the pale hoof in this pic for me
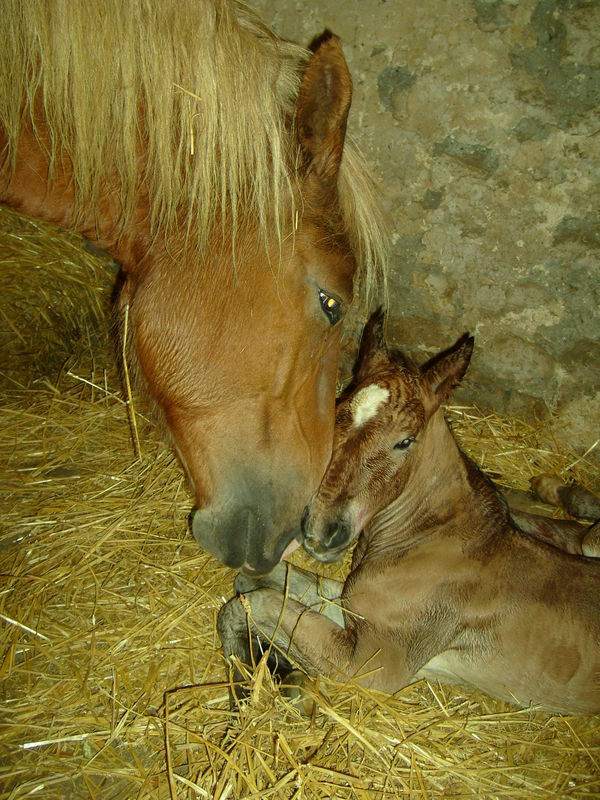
[530,474,565,507]
[234,561,288,595]
[582,522,600,559]
[280,669,324,717]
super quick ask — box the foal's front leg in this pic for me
[217,588,354,685]
[234,561,345,627]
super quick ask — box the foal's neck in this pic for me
[364,410,500,559]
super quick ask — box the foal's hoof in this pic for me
[234,561,287,595]
[280,669,323,717]
[582,522,600,559]
[530,474,564,507]
[531,474,600,521]
[234,572,261,595]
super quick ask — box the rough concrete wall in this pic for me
[251,0,599,453]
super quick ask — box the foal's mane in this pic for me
[0,0,387,295]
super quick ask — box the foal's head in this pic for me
[302,311,474,562]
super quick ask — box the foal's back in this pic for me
[434,519,600,713]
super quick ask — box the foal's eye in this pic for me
[394,436,415,451]
[318,289,343,325]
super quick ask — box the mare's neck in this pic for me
[0,118,152,271]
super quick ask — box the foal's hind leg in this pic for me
[508,475,600,557]
[504,474,600,556]
[531,475,600,557]
[508,509,588,555]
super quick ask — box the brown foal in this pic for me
[218,312,600,714]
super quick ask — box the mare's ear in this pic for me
[354,308,390,383]
[296,33,352,191]
[423,333,474,410]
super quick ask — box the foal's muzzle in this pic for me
[301,505,351,563]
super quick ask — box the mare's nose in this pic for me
[300,505,310,536]
[190,502,298,573]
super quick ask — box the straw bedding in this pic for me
[1,205,599,799]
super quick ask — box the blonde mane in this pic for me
[0,0,387,296]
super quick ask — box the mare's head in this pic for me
[125,35,373,574]
[0,9,386,574]
[302,311,474,562]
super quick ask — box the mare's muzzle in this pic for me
[190,485,300,574]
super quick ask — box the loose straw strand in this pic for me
[122,303,142,459]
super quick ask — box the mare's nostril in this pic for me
[300,505,310,535]
[325,520,349,550]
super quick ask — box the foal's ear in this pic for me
[423,333,474,409]
[354,308,390,383]
[297,33,352,190]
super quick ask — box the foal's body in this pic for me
[340,413,599,713]
[218,314,600,714]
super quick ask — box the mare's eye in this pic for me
[318,289,343,326]
[394,436,415,451]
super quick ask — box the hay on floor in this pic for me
[1,207,599,799]
[0,207,118,389]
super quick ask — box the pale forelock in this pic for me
[350,384,390,428]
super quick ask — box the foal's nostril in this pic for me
[324,520,350,550]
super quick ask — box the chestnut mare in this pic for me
[219,312,600,714]
[0,1,387,573]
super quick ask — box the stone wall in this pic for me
[252,0,599,453]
